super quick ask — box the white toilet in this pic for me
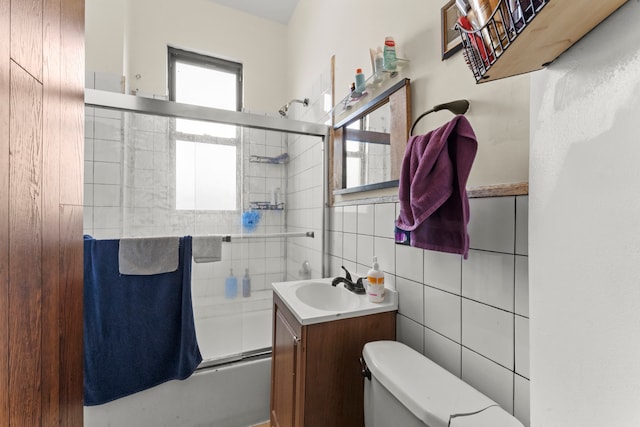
[362,341,525,427]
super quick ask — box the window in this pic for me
[168,47,242,210]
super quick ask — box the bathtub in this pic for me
[84,356,271,427]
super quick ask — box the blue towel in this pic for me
[83,235,202,406]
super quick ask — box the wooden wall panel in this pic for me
[41,0,62,423]
[60,0,84,205]
[9,61,43,427]
[59,205,84,426]
[0,0,10,424]
[10,0,43,82]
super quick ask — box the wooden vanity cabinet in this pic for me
[270,293,396,427]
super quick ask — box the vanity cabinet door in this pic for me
[271,305,302,427]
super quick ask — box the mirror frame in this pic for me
[330,78,411,200]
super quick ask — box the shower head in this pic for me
[278,98,309,117]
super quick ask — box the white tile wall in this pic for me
[330,196,529,425]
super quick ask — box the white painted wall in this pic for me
[530,2,640,426]
[86,0,288,113]
[287,0,530,187]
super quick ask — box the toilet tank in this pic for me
[362,341,525,427]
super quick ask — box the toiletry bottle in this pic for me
[373,48,384,83]
[366,257,385,303]
[355,68,366,93]
[242,268,251,298]
[225,269,238,299]
[383,37,397,71]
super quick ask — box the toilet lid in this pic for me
[362,341,524,427]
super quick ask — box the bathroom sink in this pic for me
[293,281,359,311]
[272,278,398,325]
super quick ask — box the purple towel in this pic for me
[396,115,477,258]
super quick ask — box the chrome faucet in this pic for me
[331,266,366,295]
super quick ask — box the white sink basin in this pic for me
[294,281,359,311]
[272,278,398,325]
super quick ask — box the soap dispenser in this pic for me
[366,257,385,303]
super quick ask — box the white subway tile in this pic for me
[357,234,374,267]
[93,117,122,141]
[468,197,515,253]
[516,196,528,255]
[396,315,424,353]
[93,184,120,207]
[424,285,461,342]
[462,299,514,369]
[373,237,395,275]
[343,205,357,233]
[357,204,375,236]
[84,161,94,184]
[83,184,94,207]
[424,328,462,377]
[396,244,424,283]
[514,375,530,427]
[424,250,462,295]
[93,162,121,185]
[330,206,343,231]
[93,207,122,229]
[94,139,122,163]
[329,231,343,258]
[462,348,514,413]
[85,138,94,161]
[374,202,396,238]
[395,277,424,324]
[462,249,515,311]
[515,315,529,379]
[343,233,357,263]
[515,255,529,317]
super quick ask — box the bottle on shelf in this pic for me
[383,37,397,71]
[355,68,366,93]
[366,256,385,303]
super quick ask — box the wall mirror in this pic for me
[331,78,411,199]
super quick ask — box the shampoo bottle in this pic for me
[225,269,238,299]
[366,257,385,303]
[242,268,251,298]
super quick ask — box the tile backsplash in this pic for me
[328,195,530,426]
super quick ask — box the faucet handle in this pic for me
[340,265,352,281]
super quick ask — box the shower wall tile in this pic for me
[462,299,514,369]
[94,117,122,141]
[462,348,514,413]
[424,328,461,377]
[93,207,122,229]
[462,249,514,311]
[93,185,120,207]
[94,139,122,163]
[93,162,121,185]
[85,138,94,161]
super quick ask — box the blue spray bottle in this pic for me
[225,269,238,299]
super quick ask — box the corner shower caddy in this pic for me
[457,0,630,83]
